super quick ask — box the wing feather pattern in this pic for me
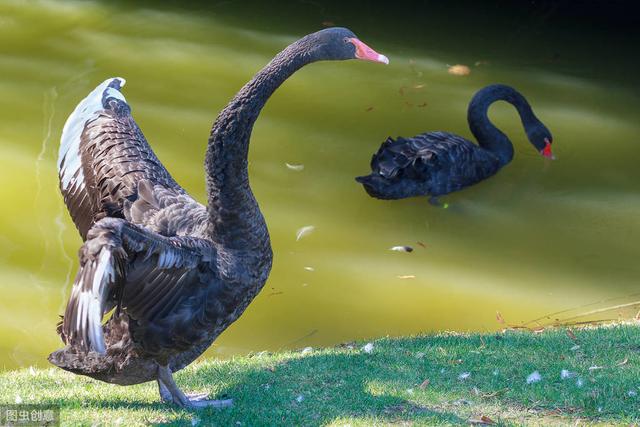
[60,218,217,355]
[357,132,502,198]
[58,78,185,239]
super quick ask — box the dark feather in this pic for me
[57,78,189,240]
[357,131,502,199]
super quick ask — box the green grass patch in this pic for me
[1,324,638,426]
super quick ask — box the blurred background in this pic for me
[0,0,639,370]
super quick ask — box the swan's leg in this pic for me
[156,365,233,409]
[157,378,172,403]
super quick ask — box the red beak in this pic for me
[347,38,389,64]
[541,140,555,160]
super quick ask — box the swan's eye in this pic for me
[343,37,350,43]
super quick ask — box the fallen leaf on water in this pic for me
[417,102,428,108]
[496,312,506,324]
[397,275,416,279]
[566,328,578,341]
[390,246,413,253]
[447,64,471,76]
[419,378,430,389]
[526,371,542,384]
[469,415,496,425]
[417,241,427,248]
[285,163,304,171]
[616,357,629,367]
[296,225,315,241]
[365,106,374,112]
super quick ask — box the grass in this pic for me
[0,324,638,426]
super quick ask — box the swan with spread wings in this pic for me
[48,27,388,408]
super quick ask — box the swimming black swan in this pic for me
[356,84,553,201]
[48,27,388,408]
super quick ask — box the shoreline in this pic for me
[1,323,638,425]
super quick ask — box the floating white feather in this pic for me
[296,225,315,241]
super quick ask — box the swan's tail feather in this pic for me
[61,245,124,354]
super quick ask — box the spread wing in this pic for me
[60,218,221,356]
[58,78,187,240]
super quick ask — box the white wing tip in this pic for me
[58,76,128,188]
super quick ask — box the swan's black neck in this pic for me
[204,37,317,249]
[467,84,540,166]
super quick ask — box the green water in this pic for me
[0,1,639,370]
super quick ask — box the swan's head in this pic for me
[527,122,555,160]
[305,27,389,64]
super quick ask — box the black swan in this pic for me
[356,84,554,201]
[48,27,388,408]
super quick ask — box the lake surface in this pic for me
[0,1,638,370]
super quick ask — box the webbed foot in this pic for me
[157,365,233,409]
[184,393,234,409]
